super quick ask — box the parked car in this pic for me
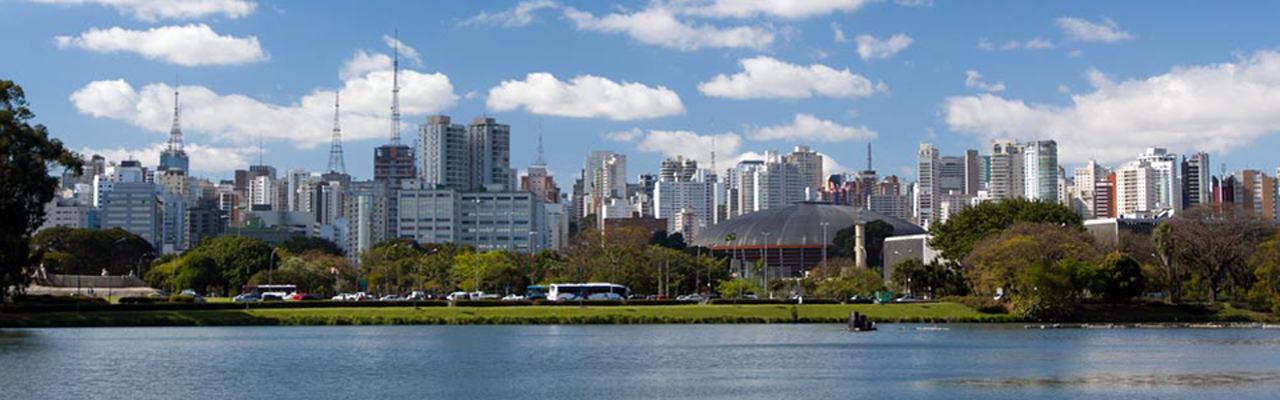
[848,295,874,304]
[676,294,703,301]
[476,293,500,300]
[588,292,624,301]
[501,294,524,301]
[406,291,429,300]
[260,294,283,301]
[232,293,261,302]
[447,291,471,301]
[286,293,320,301]
[380,294,404,302]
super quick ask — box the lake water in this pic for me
[3,324,1280,399]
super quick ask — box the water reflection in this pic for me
[2,325,1280,400]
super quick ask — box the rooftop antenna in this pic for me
[257,134,264,166]
[534,121,546,166]
[327,90,346,174]
[866,141,872,171]
[167,85,183,154]
[389,29,401,146]
[710,118,717,173]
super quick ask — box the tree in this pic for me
[31,227,155,275]
[360,239,425,295]
[814,268,884,301]
[248,251,350,296]
[1096,253,1145,302]
[278,236,344,257]
[649,230,687,250]
[890,258,966,299]
[450,251,516,293]
[187,235,275,294]
[1,80,83,298]
[831,220,894,267]
[716,278,760,299]
[963,222,1098,296]
[1166,207,1275,302]
[1248,233,1280,314]
[1151,222,1183,303]
[172,253,221,295]
[1009,260,1079,321]
[929,199,1082,263]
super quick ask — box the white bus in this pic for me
[548,283,630,301]
[241,284,297,299]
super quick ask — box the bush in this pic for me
[8,294,109,306]
[622,299,698,306]
[940,296,1007,314]
[453,300,532,307]
[117,296,171,304]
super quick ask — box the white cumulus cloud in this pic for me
[604,128,644,142]
[1055,16,1133,43]
[55,24,267,66]
[697,56,884,100]
[460,0,560,28]
[69,45,458,149]
[978,37,1053,51]
[964,70,1005,92]
[680,0,873,19]
[381,34,423,67]
[562,5,774,51]
[943,50,1280,164]
[635,129,744,168]
[749,113,877,142]
[80,142,254,174]
[34,0,256,22]
[855,33,913,60]
[486,72,684,120]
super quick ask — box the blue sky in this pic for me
[7,0,1280,182]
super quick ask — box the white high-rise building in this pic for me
[654,162,718,239]
[1022,140,1059,201]
[1115,161,1159,217]
[1136,148,1182,214]
[915,143,940,227]
[582,151,628,219]
[784,146,823,201]
[1073,160,1108,217]
[248,175,276,209]
[988,140,1024,201]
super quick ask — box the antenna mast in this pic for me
[389,30,401,145]
[168,88,183,153]
[328,91,347,174]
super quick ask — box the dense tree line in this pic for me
[1,80,82,299]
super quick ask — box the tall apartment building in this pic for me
[468,117,513,191]
[783,146,823,200]
[1115,161,1159,216]
[1093,173,1116,219]
[1230,170,1278,222]
[419,115,471,189]
[915,143,940,227]
[582,151,628,219]
[1021,140,1058,201]
[373,144,416,185]
[653,158,718,239]
[1136,148,1182,213]
[1073,160,1109,218]
[988,140,1024,201]
[1181,152,1212,209]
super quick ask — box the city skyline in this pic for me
[9,1,1280,182]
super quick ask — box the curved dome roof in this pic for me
[690,202,925,248]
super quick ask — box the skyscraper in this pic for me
[988,140,1024,201]
[964,149,981,196]
[1181,152,1211,209]
[468,117,512,191]
[915,143,940,227]
[1136,148,1182,213]
[1022,140,1059,201]
[1115,160,1159,216]
[938,155,965,194]
[783,146,823,200]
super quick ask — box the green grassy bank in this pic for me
[2,302,1273,327]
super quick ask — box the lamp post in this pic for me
[761,231,771,289]
[820,222,830,265]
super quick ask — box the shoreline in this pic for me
[2,302,1273,328]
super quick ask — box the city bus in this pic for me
[547,283,630,301]
[241,284,297,299]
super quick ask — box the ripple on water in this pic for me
[944,372,1280,389]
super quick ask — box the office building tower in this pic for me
[915,143,940,227]
[1181,152,1212,209]
[468,117,512,191]
[99,182,161,246]
[1022,140,1059,201]
[938,155,965,194]
[964,149,981,195]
